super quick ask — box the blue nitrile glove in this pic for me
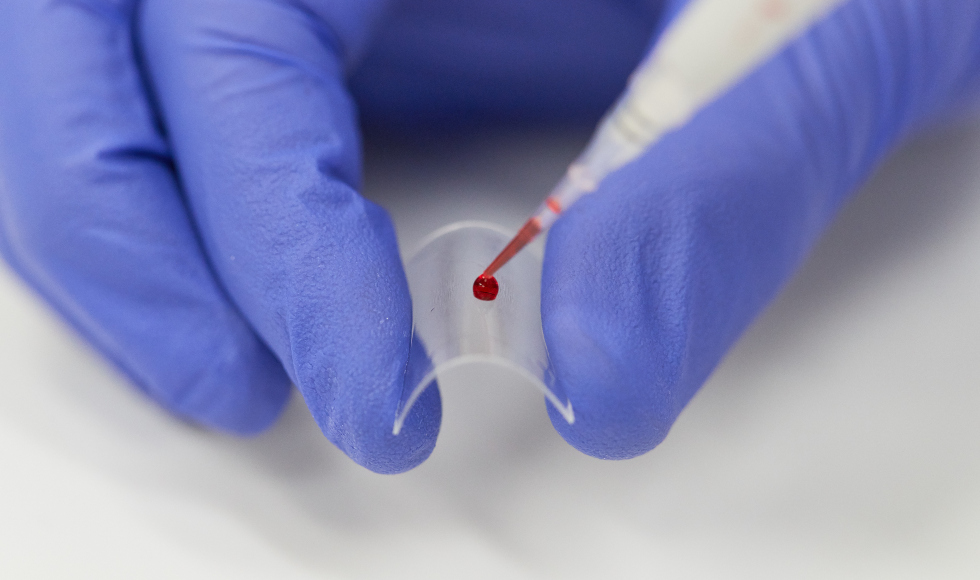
[3,0,979,472]
[537,0,980,458]
[0,0,438,474]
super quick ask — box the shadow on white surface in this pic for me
[1,122,979,578]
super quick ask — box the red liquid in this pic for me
[473,274,499,301]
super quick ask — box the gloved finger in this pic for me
[542,0,980,459]
[0,1,291,433]
[138,0,440,473]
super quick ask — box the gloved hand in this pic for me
[536,0,980,458]
[0,0,436,474]
[1,0,978,474]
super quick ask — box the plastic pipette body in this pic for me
[480,0,847,278]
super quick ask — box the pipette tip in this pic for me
[480,217,542,279]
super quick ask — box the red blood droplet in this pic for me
[473,274,499,301]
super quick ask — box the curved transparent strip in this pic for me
[393,221,574,435]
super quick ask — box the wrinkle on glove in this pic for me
[542,0,980,459]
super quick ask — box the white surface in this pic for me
[2,122,980,578]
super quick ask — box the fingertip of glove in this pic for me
[320,382,442,475]
[364,384,442,474]
[546,402,669,460]
[542,306,676,461]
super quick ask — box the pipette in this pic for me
[474,0,847,299]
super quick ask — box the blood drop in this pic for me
[473,274,499,301]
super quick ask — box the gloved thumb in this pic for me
[542,0,980,459]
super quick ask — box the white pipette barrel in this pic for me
[480,0,847,279]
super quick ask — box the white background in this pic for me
[1,119,979,579]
